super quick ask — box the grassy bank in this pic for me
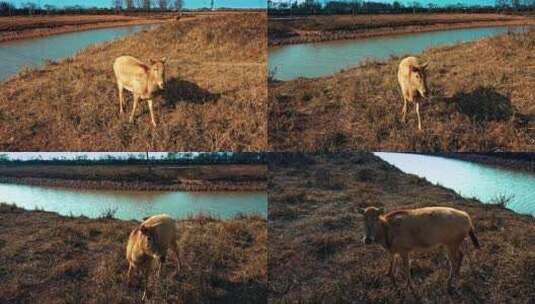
[0,12,266,151]
[0,204,266,303]
[268,153,535,303]
[0,164,267,191]
[269,29,535,151]
[0,14,173,43]
[268,13,535,46]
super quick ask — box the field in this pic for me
[0,14,173,42]
[268,13,535,45]
[269,29,535,151]
[0,204,267,303]
[0,163,267,191]
[0,12,267,151]
[268,153,535,303]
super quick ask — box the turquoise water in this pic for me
[269,26,526,80]
[0,24,157,81]
[0,183,267,220]
[375,153,535,216]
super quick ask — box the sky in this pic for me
[273,0,497,7]
[10,0,266,9]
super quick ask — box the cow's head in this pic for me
[357,206,385,245]
[139,225,162,257]
[149,57,167,90]
[409,62,429,99]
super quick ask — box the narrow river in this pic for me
[0,24,157,81]
[375,152,535,216]
[269,26,527,80]
[0,183,267,220]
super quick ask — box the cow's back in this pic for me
[387,207,472,250]
[142,214,177,251]
[113,56,149,94]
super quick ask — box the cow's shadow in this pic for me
[448,86,513,123]
[163,77,221,106]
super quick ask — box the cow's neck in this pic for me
[377,217,391,250]
[144,73,158,97]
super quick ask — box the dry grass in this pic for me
[0,12,267,151]
[0,14,173,42]
[268,13,535,45]
[0,163,267,191]
[0,204,267,303]
[268,153,535,303]
[269,29,535,151]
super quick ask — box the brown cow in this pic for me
[113,55,167,127]
[358,206,480,293]
[126,214,180,300]
[397,56,429,131]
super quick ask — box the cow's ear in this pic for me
[160,57,167,63]
[420,62,429,70]
[357,208,365,214]
[378,207,385,214]
[140,225,150,234]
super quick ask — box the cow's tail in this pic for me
[468,227,480,249]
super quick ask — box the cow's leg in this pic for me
[400,252,414,292]
[416,101,422,131]
[129,95,139,123]
[402,97,408,123]
[141,261,151,301]
[387,254,398,287]
[127,263,133,285]
[148,99,157,127]
[117,83,124,114]
[447,242,463,293]
[171,241,181,272]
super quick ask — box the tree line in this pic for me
[0,152,267,166]
[0,0,186,16]
[268,0,535,15]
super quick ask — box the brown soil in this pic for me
[0,204,266,303]
[268,153,535,303]
[0,14,174,43]
[269,29,535,151]
[0,163,267,191]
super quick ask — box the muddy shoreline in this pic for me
[0,176,266,191]
[269,18,534,46]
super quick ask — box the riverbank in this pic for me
[436,153,535,174]
[268,13,535,46]
[0,14,174,43]
[268,153,535,303]
[0,12,267,151]
[269,29,535,151]
[0,203,266,303]
[0,164,267,191]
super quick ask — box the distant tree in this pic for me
[158,0,167,10]
[173,0,184,11]
[125,0,134,10]
[22,2,38,15]
[393,1,402,11]
[43,4,56,14]
[0,1,14,16]
[113,0,123,12]
[143,0,151,11]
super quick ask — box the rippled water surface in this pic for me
[375,152,535,216]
